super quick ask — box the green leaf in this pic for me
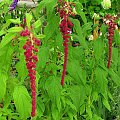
[13,85,31,119]
[0,72,7,101]
[37,97,45,118]
[82,22,93,32]
[114,30,120,45]
[69,85,86,110]
[37,34,45,39]
[7,27,23,33]
[0,33,17,48]
[2,20,11,29]
[44,15,59,40]
[0,44,14,71]
[95,67,108,99]
[51,103,60,120]
[0,30,6,36]
[37,46,49,69]
[71,19,87,48]
[9,18,21,24]
[92,91,98,101]
[45,76,62,100]
[80,104,85,115]
[86,106,92,118]
[67,60,86,85]
[33,19,41,28]
[36,72,40,92]
[46,0,57,20]
[93,38,104,61]
[109,68,120,86]
[102,98,111,111]
[66,99,77,112]
[75,2,87,23]
[16,54,28,82]
[26,13,32,29]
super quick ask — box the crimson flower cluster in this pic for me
[20,28,41,117]
[58,1,74,86]
[104,15,118,69]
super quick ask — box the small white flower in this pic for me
[92,13,99,19]
[101,0,111,9]
[114,15,117,17]
[103,18,107,22]
[88,35,94,41]
[73,7,77,14]
[115,25,118,30]
[100,32,102,36]
[105,20,110,24]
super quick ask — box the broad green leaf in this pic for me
[33,19,41,28]
[0,33,17,48]
[109,68,120,86]
[51,103,60,120]
[36,72,40,91]
[45,76,62,100]
[92,91,98,101]
[71,19,87,48]
[86,106,92,118]
[67,60,86,85]
[44,15,59,40]
[37,46,49,69]
[0,72,7,101]
[46,0,57,20]
[0,44,14,71]
[0,116,6,120]
[75,2,87,23]
[112,47,119,67]
[36,0,46,13]
[9,18,21,24]
[80,104,85,115]
[68,85,86,110]
[2,18,21,29]
[37,34,45,39]
[0,30,6,36]
[26,13,32,29]
[102,98,111,111]
[95,67,108,99]
[67,112,74,120]
[82,22,93,33]
[13,85,31,119]
[16,54,28,82]
[92,114,104,120]
[93,38,104,61]
[66,99,77,112]
[2,20,11,29]
[7,27,23,33]
[114,30,120,45]
[37,97,45,118]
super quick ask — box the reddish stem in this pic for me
[61,40,68,86]
[31,80,36,117]
[107,41,112,69]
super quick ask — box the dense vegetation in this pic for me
[0,0,120,120]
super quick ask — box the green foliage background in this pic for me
[0,0,120,120]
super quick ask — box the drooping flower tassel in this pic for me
[103,14,118,68]
[58,1,74,86]
[20,27,41,117]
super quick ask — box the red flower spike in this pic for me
[20,29,30,37]
[104,15,118,69]
[20,27,41,117]
[58,1,74,86]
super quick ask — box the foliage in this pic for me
[0,0,120,120]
